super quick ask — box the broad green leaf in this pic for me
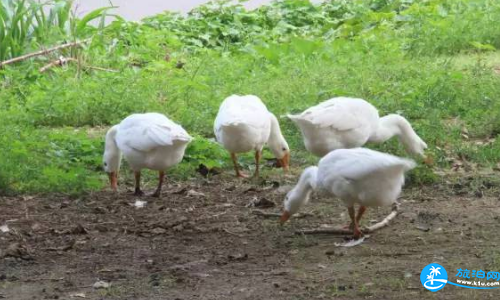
[75,6,116,36]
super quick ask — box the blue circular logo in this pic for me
[420,263,448,292]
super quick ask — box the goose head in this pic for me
[280,166,318,224]
[268,113,291,171]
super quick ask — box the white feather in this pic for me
[105,113,192,172]
[288,97,427,157]
[283,148,415,215]
[214,95,288,159]
[317,148,416,207]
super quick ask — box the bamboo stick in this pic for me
[0,39,91,67]
[39,56,118,73]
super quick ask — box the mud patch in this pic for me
[1,176,500,299]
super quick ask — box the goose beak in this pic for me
[277,152,290,172]
[108,172,118,191]
[280,210,291,225]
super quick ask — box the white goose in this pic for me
[214,95,290,177]
[103,113,192,197]
[288,97,427,158]
[280,148,415,239]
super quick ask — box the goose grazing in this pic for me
[103,113,192,197]
[280,148,415,239]
[214,95,290,178]
[287,97,427,158]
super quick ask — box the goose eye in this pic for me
[104,162,107,167]
[282,147,286,151]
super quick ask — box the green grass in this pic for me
[1,0,500,195]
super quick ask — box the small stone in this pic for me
[246,197,276,208]
[92,280,110,289]
[31,223,42,231]
[415,224,430,232]
[228,253,248,261]
[134,200,147,208]
[0,225,9,233]
[70,224,88,235]
[325,250,344,256]
[187,190,205,197]
[173,224,184,231]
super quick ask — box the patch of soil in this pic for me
[1,175,500,299]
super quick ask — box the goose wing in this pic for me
[214,95,270,130]
[117,113,191,152]
[319,148,416,181]
[288,97,377,131]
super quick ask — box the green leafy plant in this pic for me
[184,136,228,169]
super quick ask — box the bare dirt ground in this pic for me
[1,172,500,300]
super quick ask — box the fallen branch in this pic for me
[252,210,313,219]
[0,39,91,67]
[25,277,65,282]
[364,203,399,233]
[44,239,76,252]
[296,203,400,236]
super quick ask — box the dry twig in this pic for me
[0,39,91,67]
[39,56,118,73]
[295,227,352,235]
[251,210,281,218]
[252,210,314,219]
[296,203,400,236]
[39,57,77,72]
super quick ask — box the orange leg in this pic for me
[253,150,261,178]
[348,206,362,239]
[343,206,367,232]
[356,206,367,224]
[134,171,144,196]
[342,222,354,231]
[231,153,248,178]
[108,172,118,192]
[151,171,165,198]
